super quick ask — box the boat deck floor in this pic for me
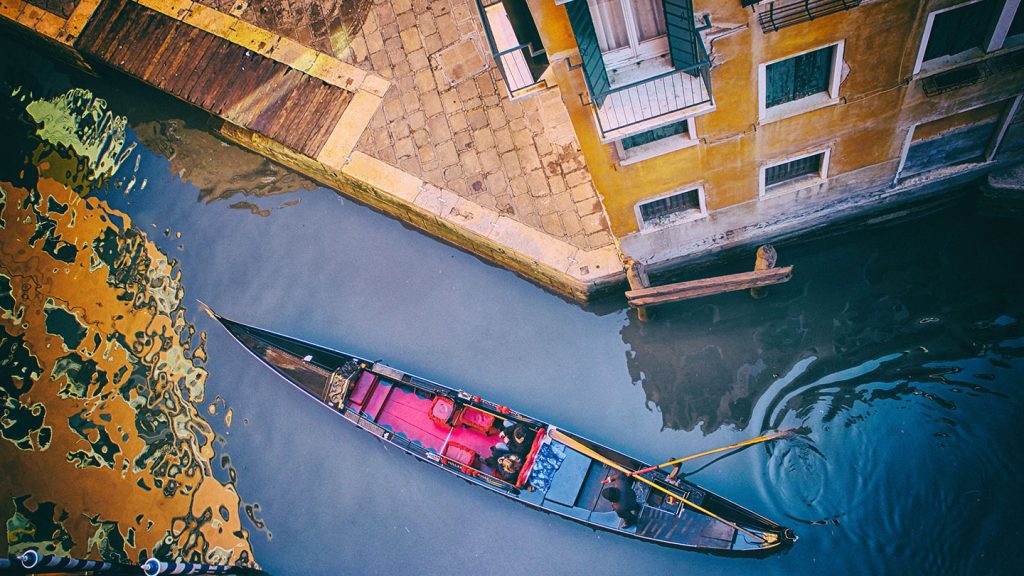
[354,378,501,460]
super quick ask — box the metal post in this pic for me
[18,550,136,573]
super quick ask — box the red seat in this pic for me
[429,396,456,427]
[348,372,378,406]
[456,406,495,433]
[516,428,546,487]
[443,442,478,467]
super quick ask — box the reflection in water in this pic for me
[132,118,317,205]
[622,202,1024,437]
[0,78,257,566]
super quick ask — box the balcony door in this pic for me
[588,0,669,68]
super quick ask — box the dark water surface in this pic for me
[3,33,1024,575]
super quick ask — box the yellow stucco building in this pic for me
[481,0,1024,270]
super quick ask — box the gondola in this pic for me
[205,306,796,555]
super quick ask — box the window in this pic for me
[922,0,996,62]
[589,0,669,67]
[765,45,834,108]
[914,0,1022,74]
[760,150,830,197]
[615,119,697,164]
[758,42,843,123]
[635,187,706,230]
[622,120,688,149]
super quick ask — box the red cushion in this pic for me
[348,372,378,406]
[457,406,495,433]
[516,428,546,487]
[443,442,478,467]
[430,396,456,427]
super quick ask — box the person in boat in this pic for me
[495,423,532,455]
[601,473,640,528]
[484,450,524,482]
[665,460,683,486]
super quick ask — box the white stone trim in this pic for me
[615,118,699,165]
[758,147,832,198]
[987,94,1023,160]
[986,0,1022,52]
[634,185,708,232]
[758,40,845,125]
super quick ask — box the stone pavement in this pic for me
[195,0,614,251]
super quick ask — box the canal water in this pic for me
[2,33,1022,575]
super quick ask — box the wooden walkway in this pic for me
[74,0,353,159]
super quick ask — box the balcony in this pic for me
[594,60,714,140]
[477,0,549,99]
[758,0,863,33]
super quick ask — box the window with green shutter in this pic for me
[765,153,824,187]
[621,120,689,149]
[765,45,834,109]
[638,189,701,226]
[923,0,997,62]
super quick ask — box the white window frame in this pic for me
[615,119,699,165]
[758,40,845,126]
[758,148,831,198]
[591,0,670,69]
[634,185,708,232]
[990,0,1023,50]
[913,0,1021,76]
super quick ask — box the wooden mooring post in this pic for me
[625,258,651,321]
[625,245,792,317]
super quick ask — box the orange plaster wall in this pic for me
[533,0,1019,237]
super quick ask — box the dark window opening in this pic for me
[621,120,689,150]
[765,153,823,187]
[1009,3,1024,37]
[639,189,701,224]
[765,45,834,108]
[923,0,997,62]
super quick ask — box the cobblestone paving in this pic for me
[201,0,612,250]
[24,0,80,19]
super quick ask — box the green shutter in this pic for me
[792,46,832,100]
[566,0,610,106]
[766,45,832,108]
[923,0,996,61]
[765,57,796,108]
[663,0,701,74]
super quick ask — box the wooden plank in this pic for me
[304,85,351,156]
[626,267,793,307]
[200,45,245,110]
[153,24,192,86]
[303,86,353,158]
[122,12,166,77]
[282,79,339,153]
[170,31,215,95]
[273,78,325,151]
[139,18,180,81]
[75,0,126,52]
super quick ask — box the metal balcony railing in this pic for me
[758,0,863,33]
[477,0,549,98]
[595,60,713,138]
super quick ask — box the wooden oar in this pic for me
[629,428,797,477]
[548,428,770,545]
